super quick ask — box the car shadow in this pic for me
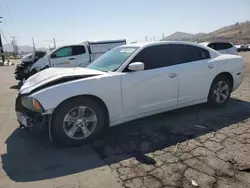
[1,98,250,182]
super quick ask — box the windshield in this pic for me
[87,46,139,72]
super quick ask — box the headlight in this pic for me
[21,96,44,112]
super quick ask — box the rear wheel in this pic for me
[51,97,106,146]
[208,75,231,107]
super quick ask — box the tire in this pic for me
[208,75,232,107]
[51,97,106,146]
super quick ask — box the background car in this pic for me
[236,44,249,52]
[200,41,238,55]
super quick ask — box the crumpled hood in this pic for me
[20,67,106,94]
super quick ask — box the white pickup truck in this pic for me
[30,39,126,75]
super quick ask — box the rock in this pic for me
[118,167,137,181]
[203,141,224,152]
[150,168,164,179]
[191,147,215,157]
[184,168,216,188]
[177,152,193,161]
[154,153,179,164]
[133,164,155,176]
[124,178,143,188]
[142,176,162,188]
[120,158,140,168]
[217,143,250,170]
[216,177,248,188]
[110,163,121,169]
[235,171,250,185]
[183,158,215,176]
[197,133,215,143]
[209,133,227,142]
[202,156,234,176]
[159,163,187,187]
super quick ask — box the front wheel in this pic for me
[208,75,231,107]
[51,97,106,146]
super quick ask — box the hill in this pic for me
[163,32,206,41]
[3,43,47,53]
[162,21,250,44]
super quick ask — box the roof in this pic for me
[122,41,210,48]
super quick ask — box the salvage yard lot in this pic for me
[1,52,250,188]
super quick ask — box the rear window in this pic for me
[208,42,233,50]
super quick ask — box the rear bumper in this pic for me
[15,95,48,131]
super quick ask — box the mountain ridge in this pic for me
[162,21,250,44]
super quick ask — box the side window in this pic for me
[72,45,86,56]
[52,47,73,58]
[131,45,174,70]
[214,43,233,50]
[173,44,210,64]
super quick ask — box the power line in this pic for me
[5,2,15,30]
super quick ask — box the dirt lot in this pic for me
[1,53,250,188]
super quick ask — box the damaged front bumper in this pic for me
[15,95,51,132]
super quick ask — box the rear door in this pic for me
[121,44,179,117]
[173,44,216,104]
[50,46,77,67]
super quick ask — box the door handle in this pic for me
[208,64,214,69]
[69,58,75,60]
[168,72,177,78]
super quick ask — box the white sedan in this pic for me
[16,41,244,146]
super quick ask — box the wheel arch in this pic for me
[215,72,234,90]
[48,94,110,141]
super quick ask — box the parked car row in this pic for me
[16,41,244,146]
[235,44,249,52]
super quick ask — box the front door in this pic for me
[50,46,77,67]
[121,45,179,117]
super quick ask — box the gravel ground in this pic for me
[0,52,250,188]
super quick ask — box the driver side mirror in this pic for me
[51,53,57,59]
[128,62,144,71]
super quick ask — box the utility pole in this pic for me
[45,38,63,50]
[11,36,18,59]
[162,33,165,39]
[32,38,36,51]
[145,36,148,42]
[0,34,4,65]
[0,17,5,65]
[53,38,56,49]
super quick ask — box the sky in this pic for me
[0,0,249,48]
